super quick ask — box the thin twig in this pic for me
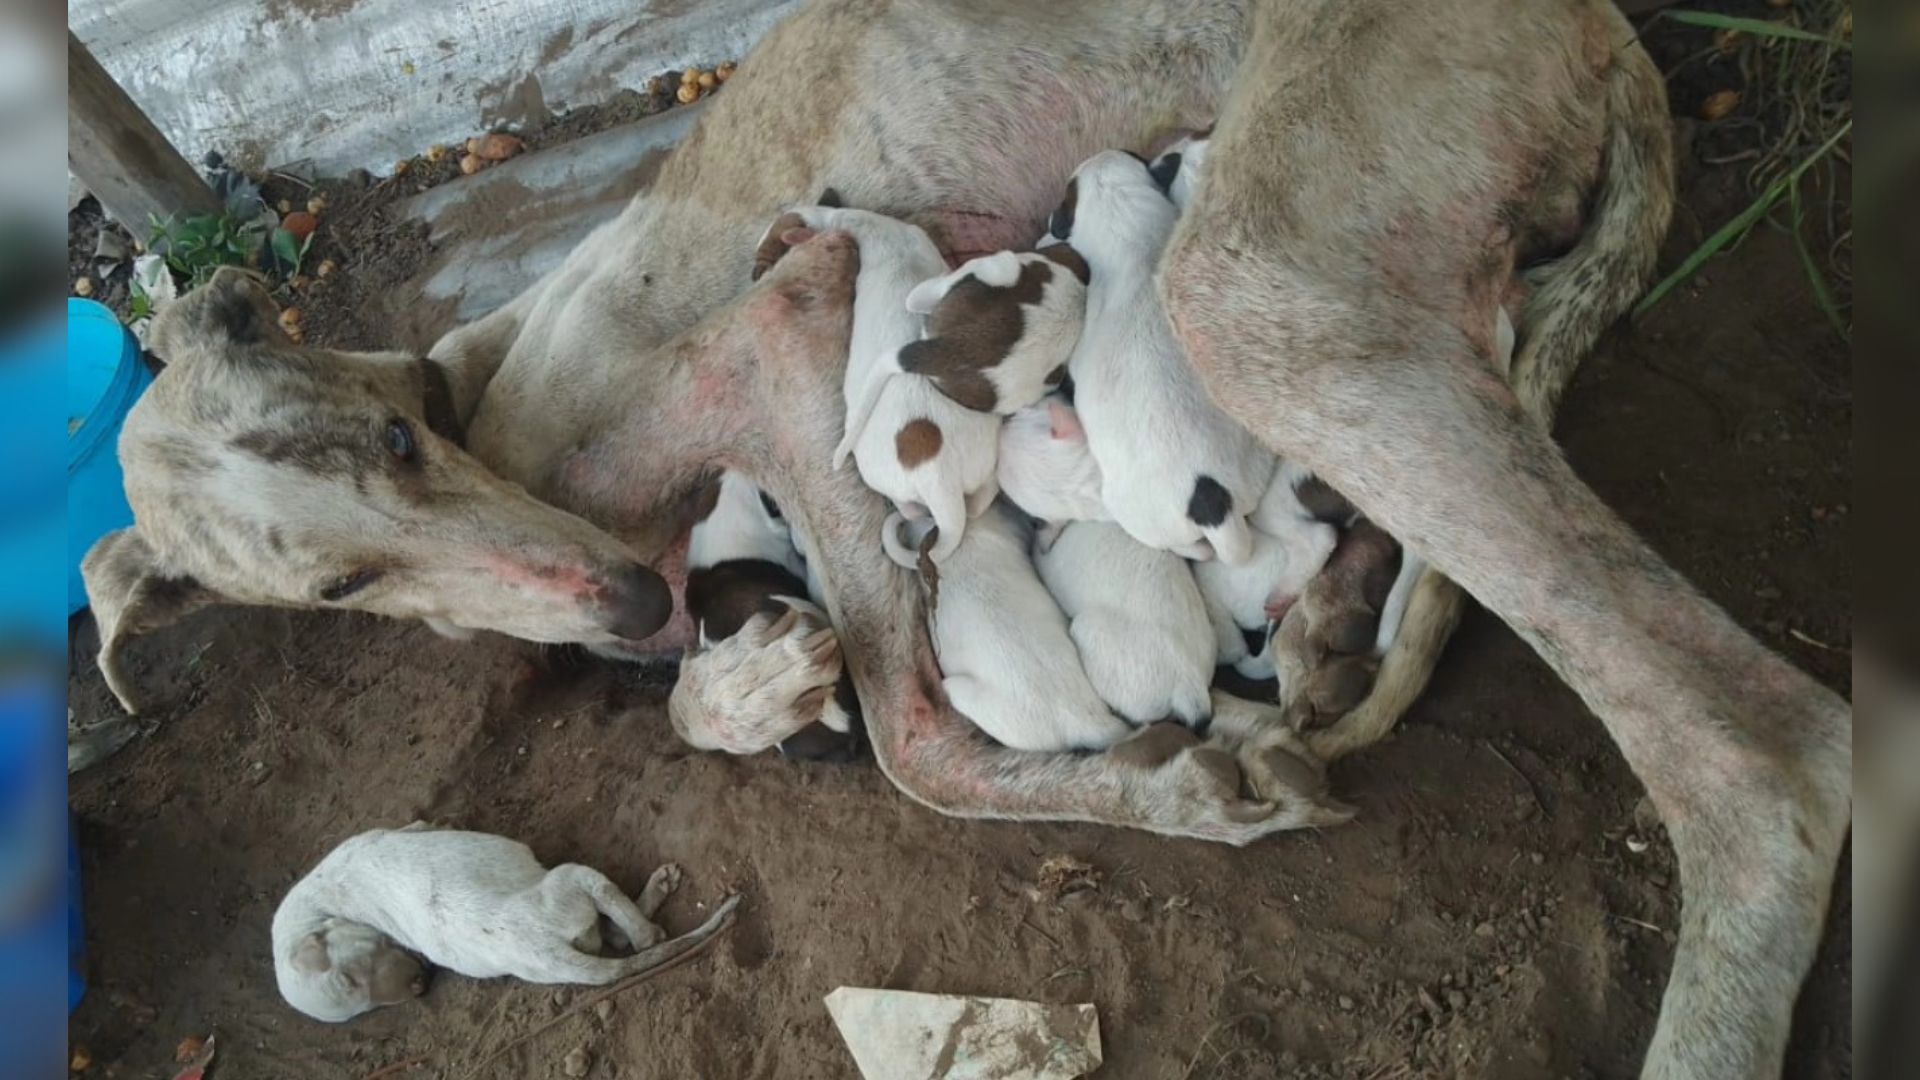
[270,170,315,190]
[358,1056,428,1080]
[454,911,738,1080]
[1487,744,1548,820]
[1608,912,1670,935]
[1789,627,1847,653]
[1018,917,1063,953]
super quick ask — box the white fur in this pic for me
[996,396,1107,530]
[903,249,1088,414]
[687,470,806,578]
[273,825,737,1023]
[1033,520,1215,726]
[1193,467,1340,678]
[889,505,1131,752]
[1056,152,1273,563]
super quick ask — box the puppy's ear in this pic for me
[291,932,333,975]
[816,186,844,208]
[905,268,968,315]
[1037,244,1090,285]
[82,527,221,715]
[147,266,287,361]
[1046,178,1078,242]
[1046,400,1085,442]
[1148,152,1182,195]
[751,211,812,281]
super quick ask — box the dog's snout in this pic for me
[604,562,674,642]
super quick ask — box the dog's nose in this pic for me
[604,562,674,642]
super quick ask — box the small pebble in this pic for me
[1337,994,1355,1011]
[1445,988,1467,1010]
[594,999,614,1023]
[677,82,701,105]
[1495,963,1511,977]
[562,1047,590,1078]
[73,277,94,297]
[306,195,328,216]
[1473,921,1495,938]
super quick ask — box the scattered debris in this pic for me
[170,1034,215,1080]
[280,211,319,242]
[69,1045,92,1072]
[1035,854,1101,902]
[825,987,1101,1080]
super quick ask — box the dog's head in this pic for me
[996,396,1105,531]
[897,248,1088,414]
[1047,150,1173,253]
[83,268,672,713]
[277,918,429,1023]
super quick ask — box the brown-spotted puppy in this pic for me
[1048,151,1273,564]
[896,245,1090,415]
[754,206,999,565]
[672,471,859,760]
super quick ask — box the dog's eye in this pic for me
[320,568,384,602]
[385,419,417,462]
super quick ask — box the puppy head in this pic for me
[278,919,428,1023]
[897,249,1087,414]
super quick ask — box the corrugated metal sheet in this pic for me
[69,0,795,175]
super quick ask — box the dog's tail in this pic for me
[880,509,928,570]
[613,893,742,978]
[1508,26,1673,425]
[1306,567,1466,763]
[831,363,900,470]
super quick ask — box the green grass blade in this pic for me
[1787,176,1848,340]
[1635,119,1851,319]
[1662,10,1847,47]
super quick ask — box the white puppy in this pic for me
[996,396,1107,541]
[1048,150,1273,563]
[885,505,1132,752]
[897,246,1090,414]
[754,205,998,563]
[1033,519,1216,727]
[1192,467,1340,679]
[273,824,739,1022]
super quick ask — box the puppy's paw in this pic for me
[669,598,848,755]
[644,862,685,901]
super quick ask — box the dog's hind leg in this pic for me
[542,864,665,951]
[1163,2,1843,1073]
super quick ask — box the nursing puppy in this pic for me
[885,505,1131,753]
[897,246,1090,415]
[273,824,739,1023]
[1148,129,1212,211]
[996,396,1106,545]
[755,206,997,563]
[1049,151,1272,563]
[1033,519,1215,728]
[1193,467,1341,680]
[674,471,857,759]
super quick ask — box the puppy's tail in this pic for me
[879,510,928,571]
[923,480,969,564]
[1508,21,1672,425]
[1200,514,1255,566]
[1305,566,1466,763]
[613,893,742,978]
[831,364,900,470]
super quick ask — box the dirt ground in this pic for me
[66,18,1851,1080]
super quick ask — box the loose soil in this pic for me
[66,12,1850,1080]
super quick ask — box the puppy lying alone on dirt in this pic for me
[273,824,739,1022]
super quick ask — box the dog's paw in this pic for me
[1269,521,1399,729]
[669,598,847,755]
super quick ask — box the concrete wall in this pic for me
[70,0,797,176]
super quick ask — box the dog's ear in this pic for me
[147,266,288,361]
[290,932,333,975]
[751,211,815,281]
[1047,178,1078,242]
[82,527,222,715]
[1148,151,1182,195]
[1037,244,1089,285]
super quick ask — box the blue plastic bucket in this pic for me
[67,299,153,615]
